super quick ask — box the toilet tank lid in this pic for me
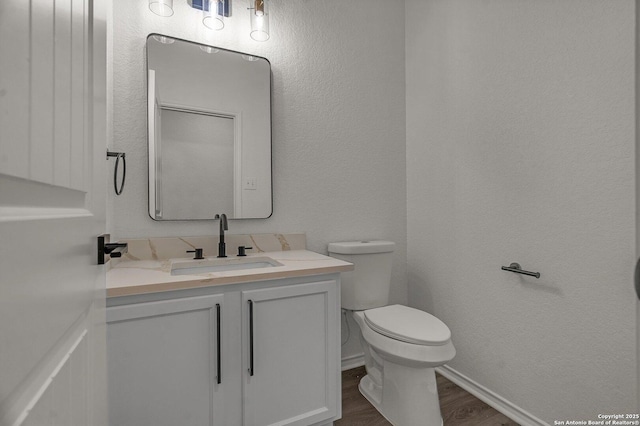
[328,240,395,255]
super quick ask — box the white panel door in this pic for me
[241,281,340,426]
[0,0,108,425]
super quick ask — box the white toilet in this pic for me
[328,241,455,426]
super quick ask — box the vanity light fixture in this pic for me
[149,0,174,17]
[149,0,270,42]
[249,0,269,42]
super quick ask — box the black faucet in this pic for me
[215,213,228,258]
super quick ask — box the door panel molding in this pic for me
[0,310,90,426]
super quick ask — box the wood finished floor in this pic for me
[335,366,519,426]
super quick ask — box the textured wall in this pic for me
[109,0,407,358]
[406,0,637,421]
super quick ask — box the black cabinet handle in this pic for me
[248,300,254,376]
[216,303,221,384]
[635,258,640,300]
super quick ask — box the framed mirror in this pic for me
[147,34,272,220]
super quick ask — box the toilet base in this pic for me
[358,364,444,426]
[350,310,452,426]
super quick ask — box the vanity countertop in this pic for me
[107,249,353,297]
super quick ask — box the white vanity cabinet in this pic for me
[107,276,340,426]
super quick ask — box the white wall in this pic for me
[109,0,407,359]
[406,0,637,422]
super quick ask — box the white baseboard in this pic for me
[436,365,550,426]
[341,353,364,371]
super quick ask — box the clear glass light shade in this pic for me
[149,0,174,17]
[250,0,269,41]
[203,0,224,30]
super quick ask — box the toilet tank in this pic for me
[328,241,395,311]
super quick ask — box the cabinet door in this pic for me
[242,280,340,426]
[107,294,226,426]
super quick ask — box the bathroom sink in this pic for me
[170,256,283,276]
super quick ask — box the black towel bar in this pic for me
[501,263,540,279]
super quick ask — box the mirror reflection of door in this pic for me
[160,108,235,219]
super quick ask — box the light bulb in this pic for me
[255,0,265,16]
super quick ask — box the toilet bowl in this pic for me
[353,306,455,426]
[328,241,455,426]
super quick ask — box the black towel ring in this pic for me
[107,151,126,195]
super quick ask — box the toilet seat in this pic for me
[364,304,451,346]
